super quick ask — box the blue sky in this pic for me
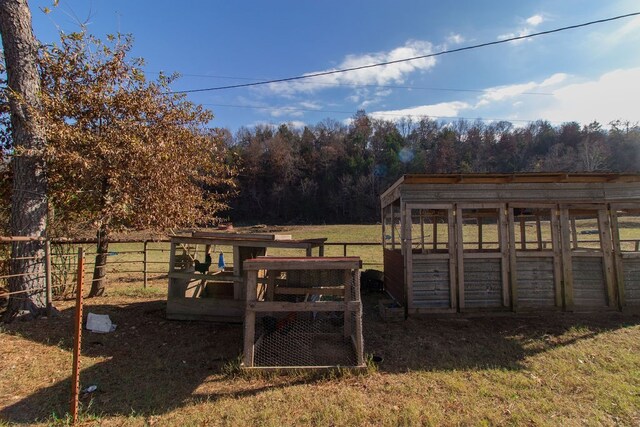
[30,0,640,131]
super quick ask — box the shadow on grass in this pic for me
[360,291,640,372]
[2,295,639,423]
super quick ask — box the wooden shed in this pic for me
[380,173,640,315]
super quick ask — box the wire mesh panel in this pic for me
[254,311,357,367]
[243,257,364,369]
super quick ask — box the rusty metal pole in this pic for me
[143,241,148,289]
[70,247,85,424]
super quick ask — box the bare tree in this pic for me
[0,0,48,320]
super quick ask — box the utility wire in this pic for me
[169,12,640,95]
[152,71,553,96]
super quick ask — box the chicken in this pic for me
[194,253,212,274]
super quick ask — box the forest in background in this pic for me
[225,111,640,224]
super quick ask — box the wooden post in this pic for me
[70,247,85,425]
[243,269,258,368]
[499,205,510,308]
[456,205,465,310]
[343,244,347,257]
[560,208,574,310]
[609,209,625,309]
[390,204,395,250]
[433,215,438,251]
[536,215,543,251]
[507,208,518,311]
[353,269,364,366]
[571,217,578,249]
[520,215,526,250]
[420,212,425,252]
[478,218,483,250]
[550,209,564,308]
[143,241,148,289]
[44,239,52,314]
[343,269,352,338]
[403,204,413,314]
[598,209,617,308]
[448,209,458,310]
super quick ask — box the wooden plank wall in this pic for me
[622,258,640,306]
[572,257,607,307]
[412,258,450,309]
[515,257,556,308]
[383,249,404,304]
[462,259,502,308]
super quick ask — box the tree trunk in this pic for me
[0,0,48,320]
[88,225,109,297]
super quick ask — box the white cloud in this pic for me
[266,40,436,96]
[369,101,471,121]
[298,101,322,110]
[359,67,640,126]
[529,67,640,124]
[446,33,465,44]
[498,13,546,44]
[286,120,306,129]
[526,14,544,27]
[460,68,640,125]
[475,74,565,107]
[600,15,640,46]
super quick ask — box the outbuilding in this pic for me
[380,173,640,315]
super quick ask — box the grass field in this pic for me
[2,224,640,425]
[1,290,639,426]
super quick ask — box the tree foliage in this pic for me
[1,30,236,296]
[228,115,640,224]
[38,32,235,234]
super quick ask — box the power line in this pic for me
[152,71,553,96]
[169,12,640,95]
[202,102,561,124]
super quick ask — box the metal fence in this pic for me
[0,237,383,300]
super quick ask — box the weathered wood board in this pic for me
[622,258,640,306]
[462,259,502,308]
[412,259,450,309]
[572,257,607,307]
[515,257,555,307]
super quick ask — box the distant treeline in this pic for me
[224,112,640,224]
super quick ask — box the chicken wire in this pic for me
[247,268,363,368]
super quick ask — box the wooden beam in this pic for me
[609,209,626,309]
[246,301,361,312]
[559,208,574,310]
[343,269,352,338]
[272,287,346,296]
[244,257,361,271]
[508,207,518,311]
[456,205,465,310]
[499,204,510,308]
[243,270,258,367]
[536,216,543,251]
[598,209,617,309]
[448,209,458,310]
[403,202,413,312]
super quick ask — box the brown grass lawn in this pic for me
[1,279,639,426]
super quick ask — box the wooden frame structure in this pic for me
[380,173,640,315]
[242,257,365,370]
[166,232,326,322]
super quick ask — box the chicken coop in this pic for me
[242,257,365,370]
[381,173,640,315]
[166,232,326,322]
